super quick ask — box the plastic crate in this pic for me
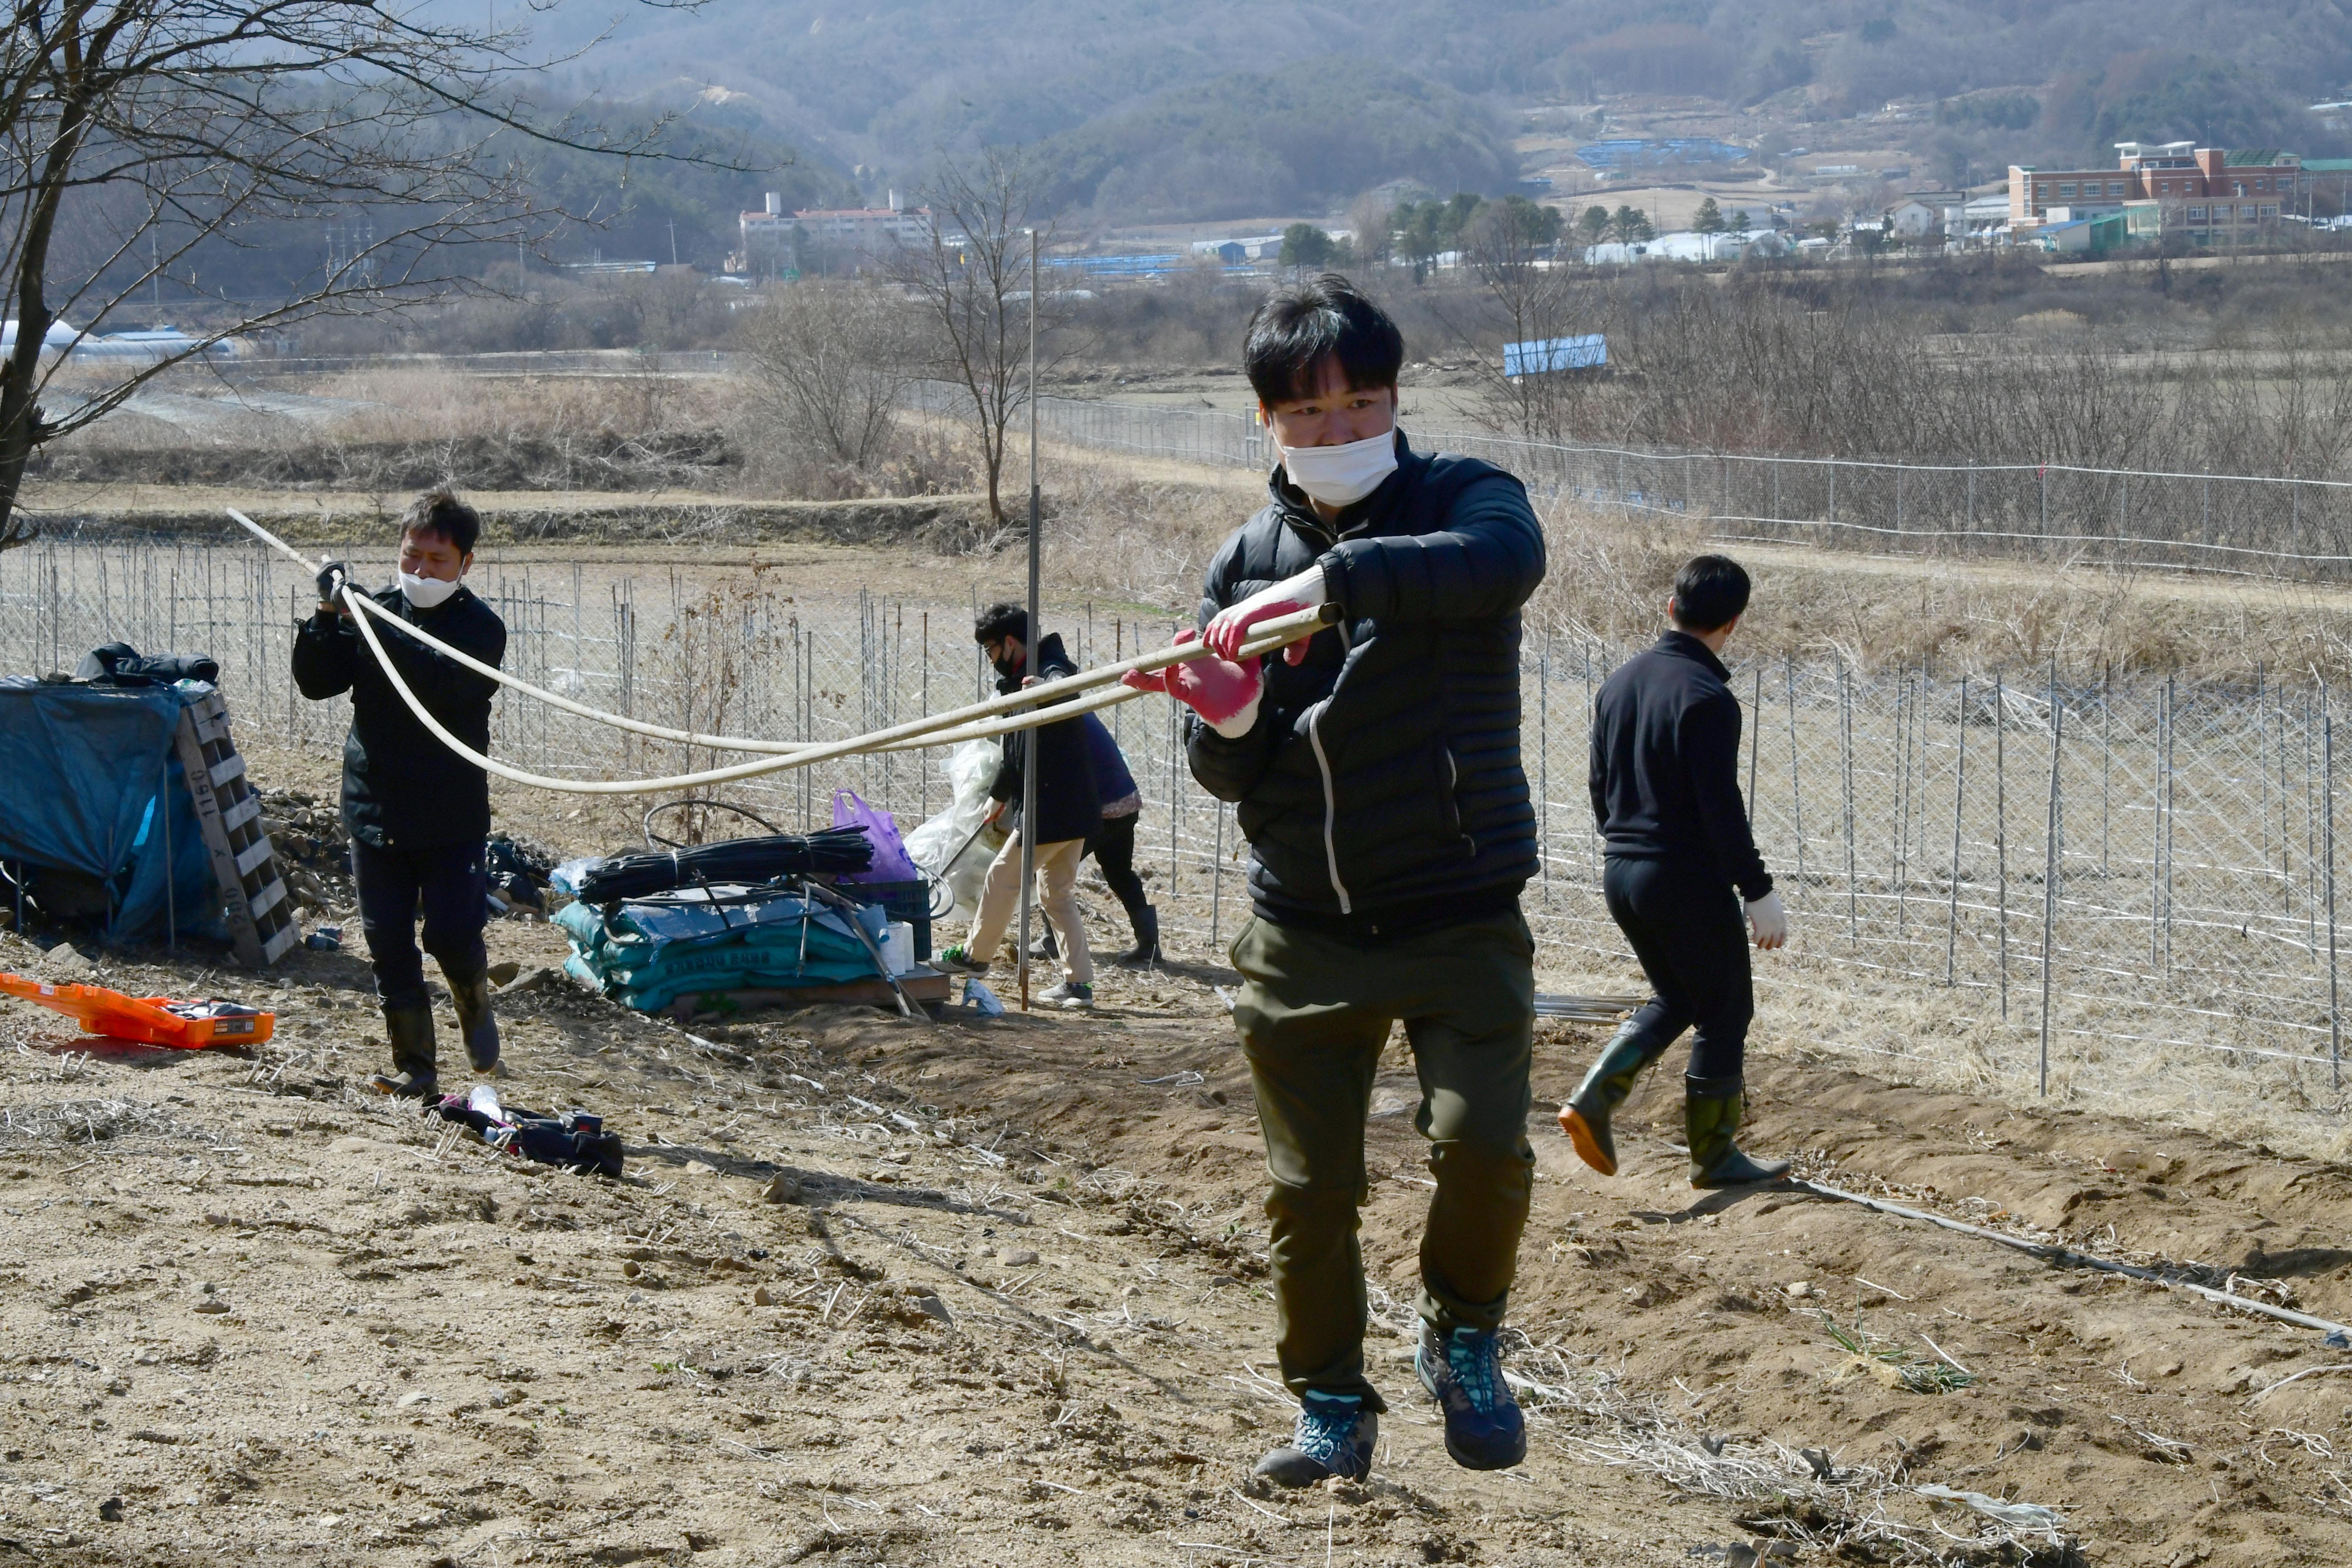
[845,877,939,961]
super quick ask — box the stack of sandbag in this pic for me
[554,886,890,1014]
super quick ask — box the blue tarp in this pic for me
[0,679,224,947]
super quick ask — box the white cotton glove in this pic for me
[1746,891,1787,951]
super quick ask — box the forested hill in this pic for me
[503,0,2351,226]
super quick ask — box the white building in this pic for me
[1886,199,1939,238]
[1582,229,1789,265]
[739,191,933,272]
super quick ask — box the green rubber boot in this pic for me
[1558,1024,1663,1176]
[1684,1074,1791,1189]
[369,1006,439,1100]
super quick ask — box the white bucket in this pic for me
[880,920,916,975]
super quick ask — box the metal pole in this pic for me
[1842,663,1857,946]
[1947,675,1966,987]
[1786,654,1804,891]
[2329,709,2340,1091]
[1893,670,1909,939]
[1209,804,1225,950]
[1538,646,1549,888]
[1019,229,1041,1012]
[161,753,175,953]
[2040,661,2061,1097]
[1996,673,2009,1023]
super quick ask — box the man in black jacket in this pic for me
[940,604,1100,1009]
[1126,275,1544,1486]
[292,490,506,1099]
[1565,554,1790,1188]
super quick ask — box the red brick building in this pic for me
[2009,143,2307,244]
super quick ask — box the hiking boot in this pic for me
[1558,1021,1663,1176]
[937,944,989,974]
[1111,905,1161,967]
[445,966,500,1074]
[1040,980,1094,1011]
[1685,1074,1791,1189]
[1254,1391,1376,1488]
[1416,1323,1526,1471]
[368,1005,438,1100]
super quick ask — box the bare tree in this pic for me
[1451,197,1591,442]
[896,147,1062,525]
[0,0,735,550]
[737,282,920,468]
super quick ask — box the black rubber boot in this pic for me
[1685,1074,1791,1189]
[1028,924,1060,961]
[445,967,501,1074]
[1111,905,1161,967]
[1558,1023,1663,1176]
[369,1006,439,1100]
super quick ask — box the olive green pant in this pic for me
[1230,909,1536,1409]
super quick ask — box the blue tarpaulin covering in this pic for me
[0,679,224,947]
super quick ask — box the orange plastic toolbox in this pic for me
[0,973,274,1048]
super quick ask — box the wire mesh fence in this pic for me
[4,537,2345,1117]
[985,388,2352,583]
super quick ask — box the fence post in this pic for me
[1996,672,2009,1023]
[1893,670,1910,938]
[1841,662,1857,947]
[2040,659,2062,1097]
[1786,654,1805,890]
[1949,675,1967,987]
[2165,677,2177,977]
[2152,678,2166,970]
[1538,645,1550,889]
[2329,708,2340,1091]
[1210,803,1225,951]
[1748,664,1762,831]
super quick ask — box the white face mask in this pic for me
[1278,427,1398,508]
[398,570,461,610]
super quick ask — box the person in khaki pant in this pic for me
[939,603,1099,1009]
[1125,275,1546,1485]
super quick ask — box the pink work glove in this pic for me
[1122,630,1264,738]
[1203,594,1315,664]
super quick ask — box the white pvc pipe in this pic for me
[232,506,1330,796]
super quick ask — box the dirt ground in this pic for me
[7,730,2352,1566]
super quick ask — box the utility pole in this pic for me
[667,220,678,267]
[1018,228,1041,1011]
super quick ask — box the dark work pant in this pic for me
[353,839,488,1013]
[1086,810,1149,922]
[1230,909,1536,1408]
[1602,855,1752,1081]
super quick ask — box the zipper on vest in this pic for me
[1307,700,1350,914]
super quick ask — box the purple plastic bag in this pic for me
[833,789,921,884]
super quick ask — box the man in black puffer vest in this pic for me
[1127,275,1544,1486]
[293,490,506,1101]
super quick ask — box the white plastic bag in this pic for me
[904,739,1006,923]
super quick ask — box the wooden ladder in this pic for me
[172,690,301,967]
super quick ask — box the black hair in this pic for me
[1670,554,1751,632]
[401,488,480,556]
[1243,273,1405,406]
[974,602,1029,646]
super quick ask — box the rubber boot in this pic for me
[1028,923,1060,961]
[1557,1023,1663,1176]
[1111,905,1161,967]
[1684,1074,1791,1189]
[369,1006,439,1100]
[445,967,501,1074]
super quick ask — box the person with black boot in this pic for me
[1031,713,1159,968]
[1124,275,1543,1487]
[292,490,507,1099]
[939,604,1100,1008]
[1565,554,1790,1189]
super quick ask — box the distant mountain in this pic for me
[490,0,2352,224]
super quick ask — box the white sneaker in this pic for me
[1039,981,1094,1011]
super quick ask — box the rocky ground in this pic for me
[8,838,2352,1568]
